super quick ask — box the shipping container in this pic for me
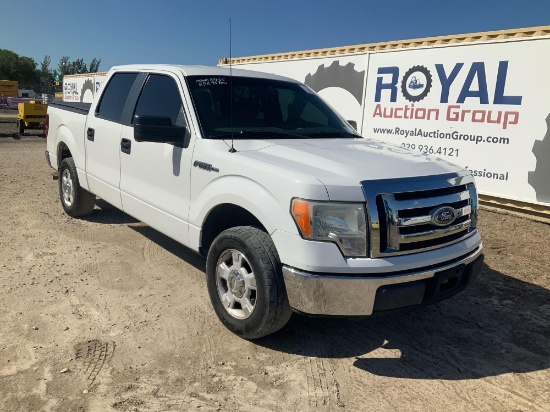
[220,26,550,209]
[63,72,107,103]
[0,80,19,98]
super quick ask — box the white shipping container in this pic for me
[222,26,550,207]
[63,72,107,103]
[363,38,550,207]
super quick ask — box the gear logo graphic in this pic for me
[528,113,550,203]
[304,61,365,105]
[401,65,433,102]
[80,79,94,103]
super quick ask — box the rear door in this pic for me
[119,72,195,246]
[85,72,139,208]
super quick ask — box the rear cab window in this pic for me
[96,72,139,123]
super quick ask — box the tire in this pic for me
[58,158,96,217]
[206,226,292,339]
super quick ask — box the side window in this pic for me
[96,72,138,123]
[134,74,185,126]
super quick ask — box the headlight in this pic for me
[291,199,367,257]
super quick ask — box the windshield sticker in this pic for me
[196,78,228,87]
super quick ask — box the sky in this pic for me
[2,0,549,73]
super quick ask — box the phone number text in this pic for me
[400,143,460,157]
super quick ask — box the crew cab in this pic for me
[46,65,483,338]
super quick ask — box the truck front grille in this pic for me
[362,173,478,258]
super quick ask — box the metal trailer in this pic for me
[18,101,48,137]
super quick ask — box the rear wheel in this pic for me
[206,226,292,339]
[59,158,96,217]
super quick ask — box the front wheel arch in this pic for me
[200,203,266,256]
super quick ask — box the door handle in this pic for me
[121,138,131,154]
[87,127,95,141]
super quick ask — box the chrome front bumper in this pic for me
[282,245,483,316]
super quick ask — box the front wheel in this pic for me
[206,226,292,339]
[59,158,96,217]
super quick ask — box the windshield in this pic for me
[186,75,358,139]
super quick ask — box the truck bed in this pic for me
[49,100,91,115]
[46,101,91,173]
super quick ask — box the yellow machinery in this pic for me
[17,101,47,137]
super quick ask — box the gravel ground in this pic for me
[1,118,549,412]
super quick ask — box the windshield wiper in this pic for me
[301,130,361,138]
[208,129,306,139]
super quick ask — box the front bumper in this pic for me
[282,245,483,316]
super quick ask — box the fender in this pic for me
[55,123,90,191]
[188,174,329,253]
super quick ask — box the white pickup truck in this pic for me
[46,64,483,338]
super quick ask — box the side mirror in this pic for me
[347,120,357,130]
[134,115,186,144]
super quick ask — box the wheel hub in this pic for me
[61,169,74,207]
[228,270,246,298]
[215,249,257,320]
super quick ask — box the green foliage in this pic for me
[89,58,101,73]
[0,50,102,94]
[38,56,55,95]
[0,49,39,89]
[58,56,101,75]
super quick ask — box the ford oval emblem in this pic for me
[431,206,457,226]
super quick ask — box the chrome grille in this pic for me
[362,173,478,258]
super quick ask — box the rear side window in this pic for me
[134,74,185,126]
[96,72,138,123]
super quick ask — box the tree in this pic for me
[0,50,102,95]
[57,56,70,77]
[39,55,50,72]
[38,55,55,94]
[57,57,101,75]
[70,58,88,74]
[53,56,101,94]
[89,58,101,73]
[0,49,39,88]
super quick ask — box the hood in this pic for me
[236,138,465,201]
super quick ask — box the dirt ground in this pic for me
[0,116,549,412]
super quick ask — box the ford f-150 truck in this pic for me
[46,64,483,339]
